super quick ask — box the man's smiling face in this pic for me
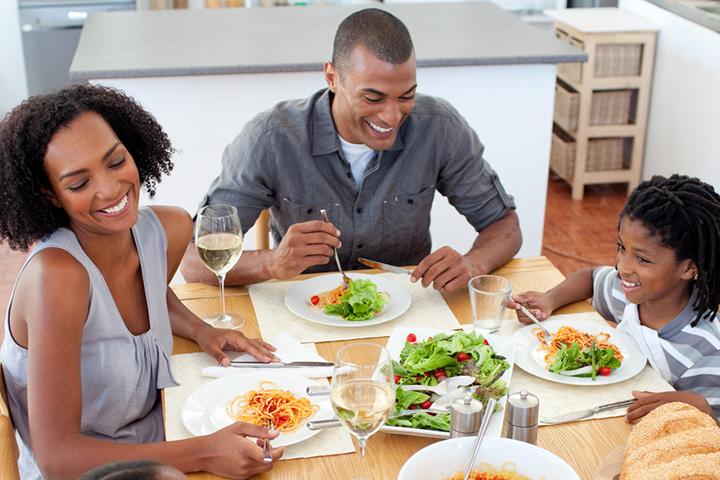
[326,45,417,151]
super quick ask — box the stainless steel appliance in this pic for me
[19,0,135,96]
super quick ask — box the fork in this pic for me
[320,208,350,288]
[517,303,552,339]
[262,418,274,463]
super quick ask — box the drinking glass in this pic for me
[468,275,512,334]
[331,343,395,480]
[195,204,244,329]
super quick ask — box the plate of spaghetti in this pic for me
[284,273,411,327]
[181,371,334,447]
[398,437,580,480]
[512,317,646,386]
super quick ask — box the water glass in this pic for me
[468,275,512,334]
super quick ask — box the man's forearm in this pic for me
[463,210,522,275]
[180,244,277,286]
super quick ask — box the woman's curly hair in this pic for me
[0,84,174,251]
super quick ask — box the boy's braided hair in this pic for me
[622,174,720,326]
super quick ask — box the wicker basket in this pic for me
[554,82,637,131]
[550,128,632,180]
[556,29,584,83]
[595,43,643,77]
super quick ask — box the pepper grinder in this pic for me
[505,390,539,445]
[449,388,484,438]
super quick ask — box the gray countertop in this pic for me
[644,0,720,32]
[70,2,586,80]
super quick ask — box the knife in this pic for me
[358,257,412,276]
[229,361,334,368]
[540,398,636,424]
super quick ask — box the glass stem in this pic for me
[218,272,227,318]
[357,436,367,479]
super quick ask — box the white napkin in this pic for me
[201,332,333,379]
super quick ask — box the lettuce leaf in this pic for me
[323,279,387,321]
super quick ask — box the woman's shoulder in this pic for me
[145,206,192,244]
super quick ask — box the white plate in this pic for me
[382,326,516,439]
[284,273,411,328]
[513,318,647,386]
[181,371,334,447]
[397,436,580,480]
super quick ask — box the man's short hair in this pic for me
[332,8,414,73]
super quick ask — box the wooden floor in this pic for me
[0,178,627,338]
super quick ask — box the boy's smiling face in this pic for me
[615,217,697,307]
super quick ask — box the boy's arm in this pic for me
[545,268,596,311]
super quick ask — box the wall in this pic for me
[96,62,556,256]
[0,0,27,116]
[620,0,720,189]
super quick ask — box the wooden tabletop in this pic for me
[171,257,631,480]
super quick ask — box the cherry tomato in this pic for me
[409,404,418,410]
[416,375,425,382]
[427,336,433,341]
[420,400,432,410]
[433,369,446,379]
[483,338,489,345]
[456,352,471,362]
[598,366,612,376]
[406,333,417,343]
[310,295,320,305]
[394,375,401,383]
[436,375,447,383]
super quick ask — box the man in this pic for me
[181,8,521,292]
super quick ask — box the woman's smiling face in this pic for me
[615,216,697,306]
[43,111,140,238]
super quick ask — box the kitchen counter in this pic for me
[641,0,720,32]
[70,2,585,80]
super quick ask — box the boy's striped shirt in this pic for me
[592,266,720,417]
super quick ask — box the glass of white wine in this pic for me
[331,343,395,480]
[195,204,244,329]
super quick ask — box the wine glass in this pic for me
[195,204,244,329]
[331,343,395,480]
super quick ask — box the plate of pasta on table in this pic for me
[181,371,334,447]
[284,273,411,327]
[512,318,646,386]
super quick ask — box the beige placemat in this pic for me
[164,350,355,460]
[505,312,674,425]
[249,273,461,343]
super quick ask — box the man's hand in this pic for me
[625,390,715,423]
[411,246,478,292]
[195,325,277,366]
[269,221,341,280]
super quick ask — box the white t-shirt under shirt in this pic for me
[338,136,376,189]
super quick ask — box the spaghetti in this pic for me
[226,381,318,432]
[312,284,348,308]
[447,463,533,480]
[534,326,624,365]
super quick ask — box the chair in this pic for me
[254,210,270,250]
[0,365,20,479]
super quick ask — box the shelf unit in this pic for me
[546,8,658,200]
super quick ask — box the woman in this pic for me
[0,85,284,479]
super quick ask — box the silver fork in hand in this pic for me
[262,418,274,463]
[320,208,350,287]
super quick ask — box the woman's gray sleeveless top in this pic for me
[1,208,178,479]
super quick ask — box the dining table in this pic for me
[169,256,631,480]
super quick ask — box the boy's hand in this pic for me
[625,390,715,423]
[508,291,554,323]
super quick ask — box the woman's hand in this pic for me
[507,291,554,324]
[625,390,715,423]
[202,422,285,479]
[195,325,277,366]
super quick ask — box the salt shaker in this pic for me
[505,390,539,445]
[449,388,484,438]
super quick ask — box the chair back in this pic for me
[0,365,20,480]
[254,210,270,250]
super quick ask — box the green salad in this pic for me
[322,279,387,321]
[386,331,509,432]
[549,342,622,380]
